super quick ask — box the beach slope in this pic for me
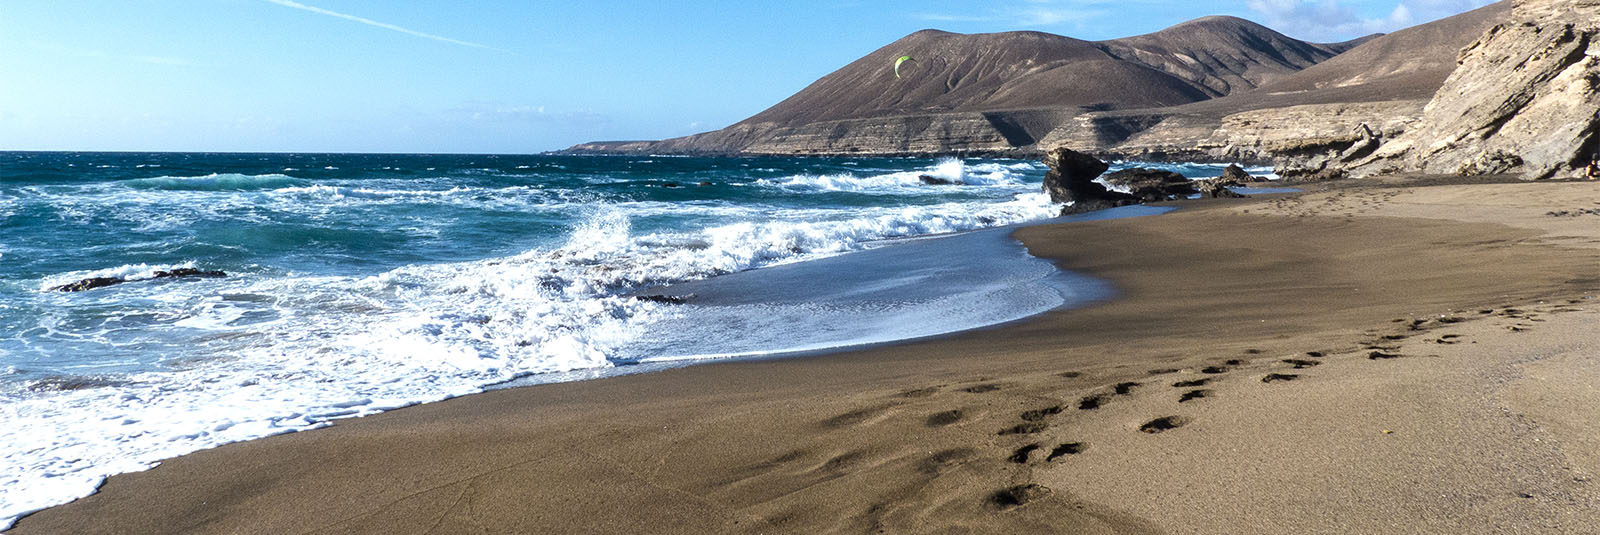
[15,178,1600,534]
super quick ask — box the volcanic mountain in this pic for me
[565,4,1512,158]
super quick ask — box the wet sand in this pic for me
[15,178,1600,534]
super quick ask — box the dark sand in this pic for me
[16,179,1600,534]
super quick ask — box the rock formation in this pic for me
[1041,148,1135,214]
[1351,0,1600,178]
[50,268,227,292]
[1099,168,1198,201]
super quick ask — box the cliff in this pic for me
[1349,0,1600,178]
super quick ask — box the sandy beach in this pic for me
[15,177,1600,534]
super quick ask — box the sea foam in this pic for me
[0,157,1067,528]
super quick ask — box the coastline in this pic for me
[15,177,1600,533]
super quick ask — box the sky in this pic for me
[0,0,1498,154]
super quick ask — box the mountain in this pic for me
[1246,2,1512,102]
[564,5,1513,159]
[735,17,1356,129]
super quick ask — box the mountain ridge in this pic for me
[564,4,1512,160]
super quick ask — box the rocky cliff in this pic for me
[1349,0,1600,178]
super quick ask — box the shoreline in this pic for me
[15,177,1600,533]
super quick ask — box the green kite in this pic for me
[894,55,916,79]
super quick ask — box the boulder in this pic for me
[1195,179,1248,198]
[1220,164,1256,182]
[1100,168,1198,201]
[918,174,961,185]
[1041,147,1136,214]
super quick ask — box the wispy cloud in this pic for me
[1246,0,1496,41]
[447,102,610,126]
[262,0,507,52]
[26,41,195,66]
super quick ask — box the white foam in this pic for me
[0,158,1069,528]
[760,157,1029,192]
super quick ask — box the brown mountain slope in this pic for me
[738,17,1358,128]
[1246,1,1512,101]
[737,30,1210,127]
[1097,16,1359,97]
[564,5,1512,157]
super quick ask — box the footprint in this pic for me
[1282,359,1320,369]
[1021,405,1064,422]
[1078,394,1108,410]
[1178,389,1210,403]
[1305,351,1326,358]
[1058,371,1083,378]
[822,405,893,429]
[898,387,940,398]
[1368,351,1401,360]
[918,448,976,475]
[1113,382,1141,395]
[1140,416,1187,433]
[1045,443,1085,461]
[988,484,1050,510]
[1009,444,1041,464]
[1225,359,1246,365]
[963,384,1004,394]
[926,410,965,427]
[1261,373,1299,383]
[1172,378,1211,388]
[998,422,1049,436]
[1147,368,1179,375]
[1201,366,1229,374]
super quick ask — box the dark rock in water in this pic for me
[1042,147,1136,215]
[152,268,226,279]
[50,268,227,292]
[1100,168,1197,201]
[918,174,961,186]
[697,181,713,187]
[49,276,124,292]
[1043,147,1112,203]
[1196,179,1248,198]
[635,293,693,304]
[662,182,681,188]
[1220,164,1257,182]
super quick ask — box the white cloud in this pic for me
[447,103,609,126]
[914,1,1109,28]
[261,0,507,52]
[1246,0,1496,42]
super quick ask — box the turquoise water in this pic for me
[0,151,1265,525]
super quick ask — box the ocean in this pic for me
[0,151,1271,525]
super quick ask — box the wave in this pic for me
[122,173,308,191]
[760,158,1036,192]
[0,189,1062,527]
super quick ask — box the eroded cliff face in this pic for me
[1352,0,1600,178]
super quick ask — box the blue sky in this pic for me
[0,0,1497,153]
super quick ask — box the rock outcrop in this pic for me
[49,268,227,292]
[1351,0,1600,178]
[1100,168,1199,201]
[1042,148,1136,214]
